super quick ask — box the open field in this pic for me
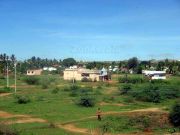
[0,74,180,135]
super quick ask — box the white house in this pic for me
[142,70,166,80]
[27,69,43,76]
[43,67,57,71]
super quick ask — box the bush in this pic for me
[0,124,18,135]
[81,77,92,82]
[69,85,80,96]
[63,87,70,91]
[16,95,30,104]
[118,76,147,84]
[151,80,169,84]
[0,87,13,93]
[120,84,132,95]
[23,76,39,85]
[129,116,151,130]
[0,75,5,79]
[103,96,115,103]
[169,102,180,127]
[76,96,95,107]
[36,96,45,101]
[123,97,135,103]
[160,85,180,99]
[40,77,56,89]
[132,85,162,103]
[97,85,102,89]
[70,85,79,90]
[51,87,60,94]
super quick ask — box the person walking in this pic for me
[96,108,102,121]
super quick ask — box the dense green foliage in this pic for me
[62,58,76,67]
[118,75,148,84]
[120,84,132,95]
[76,96,96,107]
[23,76,40,85]
[169,102,180,127]
[0,87,13,93]
[16,95,31,104]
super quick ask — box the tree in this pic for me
[127,57,139,70]
[62,58,76,67]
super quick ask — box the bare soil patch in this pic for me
[57,124,89,134]
[0,93,12,97]
[99,102,125,107]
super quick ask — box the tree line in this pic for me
[0,54,180,75]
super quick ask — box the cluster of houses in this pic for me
[27,65,167,81]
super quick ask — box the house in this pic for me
[63,67,111,82]
[43,67,57,71]
[27,69,43,76]
[142,70,166,80]
[63,68,100,81]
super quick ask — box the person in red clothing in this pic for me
[96,108,102,121]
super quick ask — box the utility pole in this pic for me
[73,69,75,84]
[14,62,17,94]
[6,58,9,88]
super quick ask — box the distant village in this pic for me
[1,54,180,81]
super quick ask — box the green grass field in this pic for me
[0,74,179,135]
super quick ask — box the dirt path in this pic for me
[0,111,29,118]
[61,107,164,125]
[5,118,47,125]
[99,102,125,107]
[57,124,89,134]
[0,93,13,97]
[0,110,47,125]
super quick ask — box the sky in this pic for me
[0,0,180,61]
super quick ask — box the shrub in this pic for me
[129,116,151,130]
[40,77,56,89]
[63,87,70,91]
[81,77,92,82]
[97,85,102,89]
[118,76,147,84]
[123,97,135,103]
[120,84,132,95]
[0,75,5,79]
[69,85,80,96]
[0,87,13,93]
[36,96,45,101]
[16,95,30,104]
[103,96,115,103]
[76,96,95,107]
[23,76,39,85]
[132,85,162,103]
[160,86,180,99]
[0,124,18,135]
[169,102,180,127]
[151,80,169,84]
[70,85,79,90]
[51,87,60,94]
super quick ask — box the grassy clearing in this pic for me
[0,74,179,134]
